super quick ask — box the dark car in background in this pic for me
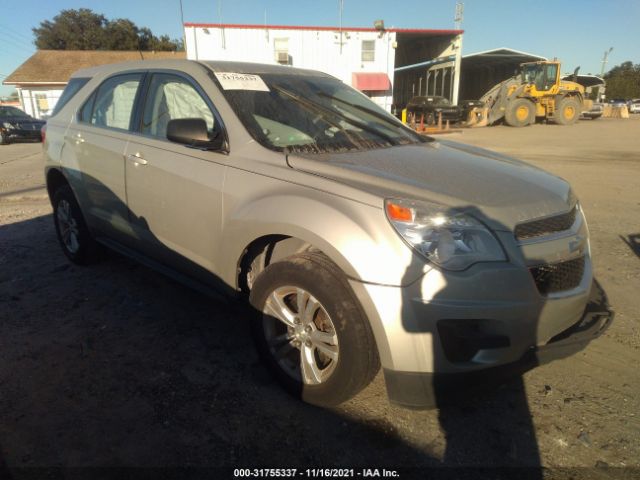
[0,106,45,145]
[608,98,627,108]
[406,95,462,124]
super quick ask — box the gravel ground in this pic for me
[0,117,638,479]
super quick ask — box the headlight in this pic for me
[2,122,15,129]
[385,198,506,271]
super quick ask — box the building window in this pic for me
[361,40,375,62]
[274,38,290,65]
[35,93,50,117]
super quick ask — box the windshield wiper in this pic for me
[271,85,400,146]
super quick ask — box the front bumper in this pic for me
[1,127,42,142]
[383,280,613,409]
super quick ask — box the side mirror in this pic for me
[166,118,225,151]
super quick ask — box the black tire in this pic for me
[52,184,101,265]
[555,96,581,125]
[505,98,535,127]
[249,252,380,407]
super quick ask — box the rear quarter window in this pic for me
[52,77,90,116]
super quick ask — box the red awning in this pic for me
[352,72,391,92]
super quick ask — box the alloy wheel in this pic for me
[56,199,80,254]
[262,286,339,385]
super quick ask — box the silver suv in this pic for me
[44,60,610,408]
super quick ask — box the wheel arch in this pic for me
[232,228,362,294]
[45,167,70,204]
[237,234,315,293]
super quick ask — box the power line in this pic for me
[0,22,34,44]
[0,31,35,54]
[0,30,35,49]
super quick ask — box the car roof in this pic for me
[70,59,333,80]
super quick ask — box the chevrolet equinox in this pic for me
[43,60,610,408]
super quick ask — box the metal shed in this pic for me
[458,48,546,102]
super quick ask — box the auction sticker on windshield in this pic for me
[215,72,270,91]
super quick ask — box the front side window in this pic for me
[141,73,215,139]
[544,64,558,89]
[361,40,375,62]
[85,73,142,130]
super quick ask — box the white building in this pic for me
[184,23,464,112]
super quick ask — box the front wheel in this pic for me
[505,99,535,127]
[249,253,380,407]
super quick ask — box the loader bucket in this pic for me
[466,107,489,128]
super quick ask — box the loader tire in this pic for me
[555,97,581,125]
[505,99,535,127]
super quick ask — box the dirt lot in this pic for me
[0,117,638,478]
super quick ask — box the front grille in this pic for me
[530,256,585,295]
[515,205,578,241]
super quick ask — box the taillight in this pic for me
[41,124,46,143]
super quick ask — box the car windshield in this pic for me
[0,106,29,118]
[213,71,425,153]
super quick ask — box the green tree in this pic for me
[603,61,640,100]
[33,8,107,50]
[33,8,182,51]
[103,19,140,50]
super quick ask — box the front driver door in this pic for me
[124,71,227,285]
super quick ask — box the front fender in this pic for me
[218,172,424,289]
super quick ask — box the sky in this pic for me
[1,0,639,96]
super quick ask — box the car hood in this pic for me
[288,140,573,232]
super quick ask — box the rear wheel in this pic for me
[505,99,535,127]
[52,185,101,265]
[249,252,380,406]
[555,97,581,125]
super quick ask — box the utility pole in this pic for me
[339,0,344,54]
[454,2,464,30]
[598,47,613,102]
[218,0,226,49]
[600,47,613,76]
[179,0,186,51]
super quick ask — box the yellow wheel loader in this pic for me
[475,61,586,127]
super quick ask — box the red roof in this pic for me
[184,23,463,35]
[352,72,391,91]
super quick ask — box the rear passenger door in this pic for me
[66,73,143,242]
[124,71,227,283]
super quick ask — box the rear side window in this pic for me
[52,77,90,116]
[80,73,143,130]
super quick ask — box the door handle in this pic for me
[65,133,84,144]
[126,152,148,165]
